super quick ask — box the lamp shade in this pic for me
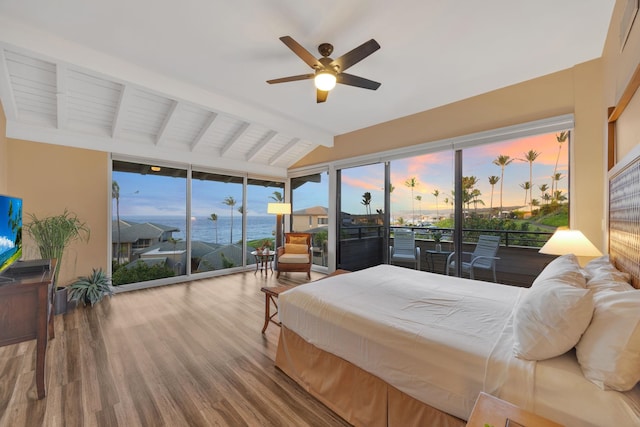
[539,229,602,257]
[267,202,291,215]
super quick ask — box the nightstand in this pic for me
[466,392,563,427]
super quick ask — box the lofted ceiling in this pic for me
[0,1,615,177]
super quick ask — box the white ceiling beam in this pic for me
[111,84,130,138]
[55,63,67,129]
[269,138,300,165]
[189,111,217,151]
[246,130,276,161]
[0,48,18,121]
[155,100,179,146]
[5,120,289,177]
[220,122,250,157]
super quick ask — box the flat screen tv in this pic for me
[0,194,22,275]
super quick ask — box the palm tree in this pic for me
[488,175,500,214]
[269,191,284,202]
[470,189,484,212]
[112,180,122,263]
[415,195,422,222]
[207,213,218,244]
[538,184,549,204]
[404,177,418,223]
[432,189,440,219]
[519,181,531,205]
[223,196,236,244]
[552,131,568,193]
[492,155,514,217]
[361,192,372,217]
[521,150,540,213]
[552,173,564,202]
[462,176,478,211]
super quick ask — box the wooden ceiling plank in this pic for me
[220,121,250,156]
[0,49,19,121]
[269,137,300,165]
[190,111,218,151]
[155,100,179,146]
[246,130,277,161]
[112,84,130,139]
[56,63,68,129]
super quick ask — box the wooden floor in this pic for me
[0,270,351,427]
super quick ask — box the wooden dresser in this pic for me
[0,259,55,399]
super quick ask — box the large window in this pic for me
[112,160,188,285]
[191,171,244,273]
[111,159,285,288]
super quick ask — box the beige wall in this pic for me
[0,103,7,194]
[293,61,605,249]
[6,135,108,286]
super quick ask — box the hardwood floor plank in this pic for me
[0,270,349,426]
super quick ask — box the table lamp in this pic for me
[267,202,291,250]
[539,228,602,259]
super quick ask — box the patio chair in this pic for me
[389,229,421,270]
[276,233,312,279]
[446,235,500,281]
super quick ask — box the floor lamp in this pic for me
[267,202,291,250]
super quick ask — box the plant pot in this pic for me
[54,287,67,315]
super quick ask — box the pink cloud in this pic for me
[341,175,382,191]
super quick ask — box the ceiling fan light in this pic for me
[314,72,337,91]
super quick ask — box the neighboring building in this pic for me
[291,206,328,232]
[112,220,180,263]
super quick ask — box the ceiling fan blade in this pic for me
[337,73,381,90]
[267,73,315,84]
[331,39,380,72]
[279,36,323,69]
[317,89,329,103]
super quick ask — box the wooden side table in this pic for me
[260,269,351,333]
[252,250,274,276]
[466,392,563,427]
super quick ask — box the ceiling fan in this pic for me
[267,36,381,103]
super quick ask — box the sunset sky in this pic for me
[340,131,569,219]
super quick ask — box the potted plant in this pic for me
[431,230,443,252]
[25,210,90,314]
[67,268,114,307]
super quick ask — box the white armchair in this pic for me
[389,229,421,270]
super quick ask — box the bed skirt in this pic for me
[275,326,465,427]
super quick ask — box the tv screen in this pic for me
[0,194,22,275]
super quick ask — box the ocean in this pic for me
[120,215,277,245]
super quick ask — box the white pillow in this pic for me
[586,275,634,293]
[513,281,593,361]
[532,253,586,288]
[583,255,631,283]
[576,290,640,391]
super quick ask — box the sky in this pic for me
[112,130,568,220]
[340,131,569,218]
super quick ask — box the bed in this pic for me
[275,143,640,426]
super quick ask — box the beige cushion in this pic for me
[279,253,310,264]
[285,243,308,254]
[289,236,308,245]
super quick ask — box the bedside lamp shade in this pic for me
[539,229,602,257]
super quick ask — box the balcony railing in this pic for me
[337,225,557,287]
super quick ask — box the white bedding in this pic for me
[279,264,640,426]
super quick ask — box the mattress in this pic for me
[279,264,640,426]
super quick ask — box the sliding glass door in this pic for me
[337,163,386,271]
